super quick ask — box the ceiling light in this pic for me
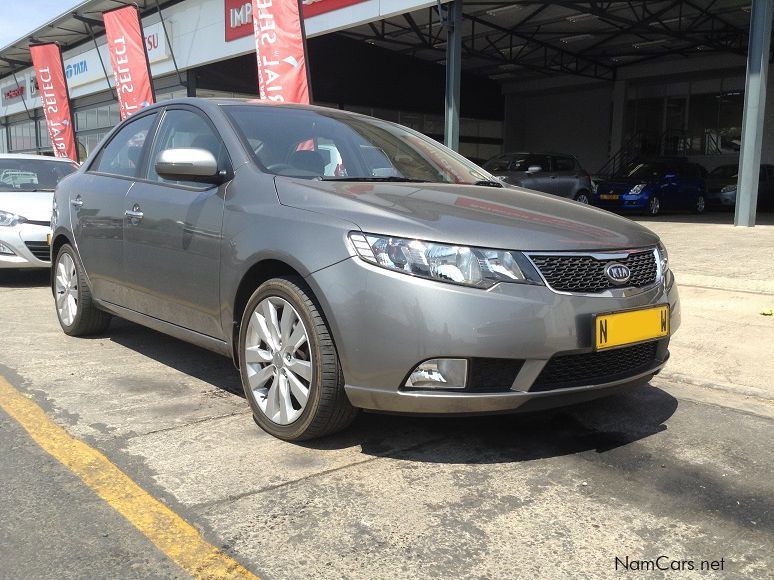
[633,38,669,48]
[486,4,522,17]
[560,33,593,44]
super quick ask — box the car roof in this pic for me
[134,97,378,121]
[0,153,75,163]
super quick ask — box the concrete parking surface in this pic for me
[0,215,772,579]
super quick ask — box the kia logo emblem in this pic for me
[604,263,631,285]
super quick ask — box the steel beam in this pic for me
[444,0,463,151]
[735,0,773,227]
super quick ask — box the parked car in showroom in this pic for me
[51,99,679,441]
[705,163,774,211]
[483,152,593,203]
[0,154,78,270]
[593,159,707,216]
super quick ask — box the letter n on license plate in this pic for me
[594,305,670,350]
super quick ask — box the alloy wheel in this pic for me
[243,296,313,425]
[55,253,79,326]
[648,197,660,215]
[575,193,590,204]
[696,194,706,214]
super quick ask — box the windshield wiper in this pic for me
[318,176,428,183]
[473,179,504,188]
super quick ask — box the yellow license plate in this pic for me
[600,194,620,200]
[594,305,669,351]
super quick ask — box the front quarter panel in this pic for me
[219,166,360,338]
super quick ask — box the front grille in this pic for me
[24,241,50,262]
[531,341,659,392]
[529,250,657,293]
[467,358,524,392]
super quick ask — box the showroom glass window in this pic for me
[92,113,157,178]
[76,102,121,160]
[146,109,228,186]
[223,105,491,185]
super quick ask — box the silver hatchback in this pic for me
[52,99,680,441]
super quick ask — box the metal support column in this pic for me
[444,0,462,151]
[609,80,626,158]
[735,0,773,227]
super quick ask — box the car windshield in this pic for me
[0,158,77,192]
[708,165,739,179]
[619,162,671,179]
[223,105,493,184]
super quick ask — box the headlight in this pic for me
[629,183,647,195]
[0,210,27,227]
[721,184,737,193]
[657,242,669,273]
[348,232,542,289]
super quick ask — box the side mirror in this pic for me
[155,148,223,184]
[527,165,542,174]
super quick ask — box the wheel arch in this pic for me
[50,232,74,295]
[231,258,308,366]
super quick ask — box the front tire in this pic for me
[53,244,111,336]
[646,196,661,216]
[238,276,357,441]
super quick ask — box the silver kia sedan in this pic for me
[51,98,680,441]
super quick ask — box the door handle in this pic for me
[71,195,83,208]
[125,204,144,224]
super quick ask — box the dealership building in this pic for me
[0,0,772,224]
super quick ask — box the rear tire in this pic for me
[53,244,111,336]
[695,193,706,214]
[238,276,357,441]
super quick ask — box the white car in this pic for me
[0,154,77,269]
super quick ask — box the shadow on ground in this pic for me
[103,316,679,465]
[0,269,49,288]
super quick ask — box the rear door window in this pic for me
[553,156,576,171]
[92,113,157,178]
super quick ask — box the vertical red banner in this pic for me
[251,0,311,104]
[29,43,78,161]
[103,5,155,120]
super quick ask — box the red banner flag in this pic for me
[29,43,78,162]
[103,5,155,120]
[251,0,311,104]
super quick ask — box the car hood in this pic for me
[0,191,54,222]
[597,178,652,191]
[274,178,659,251]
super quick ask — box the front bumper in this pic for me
[307,256,680,414]
[706,191,736,207]
[593,194,649,210]
[0,224,51,269]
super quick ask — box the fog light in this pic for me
[405,358,468,389]
[0,242,15,256]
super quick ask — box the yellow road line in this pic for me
[0,376,258,580]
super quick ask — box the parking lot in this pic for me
[0,214,771,579]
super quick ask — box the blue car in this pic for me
[593,160,707,215]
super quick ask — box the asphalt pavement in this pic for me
[0,214,772,579]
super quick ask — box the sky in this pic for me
[0,0,83,49]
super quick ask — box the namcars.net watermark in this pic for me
[615,556,725,572]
